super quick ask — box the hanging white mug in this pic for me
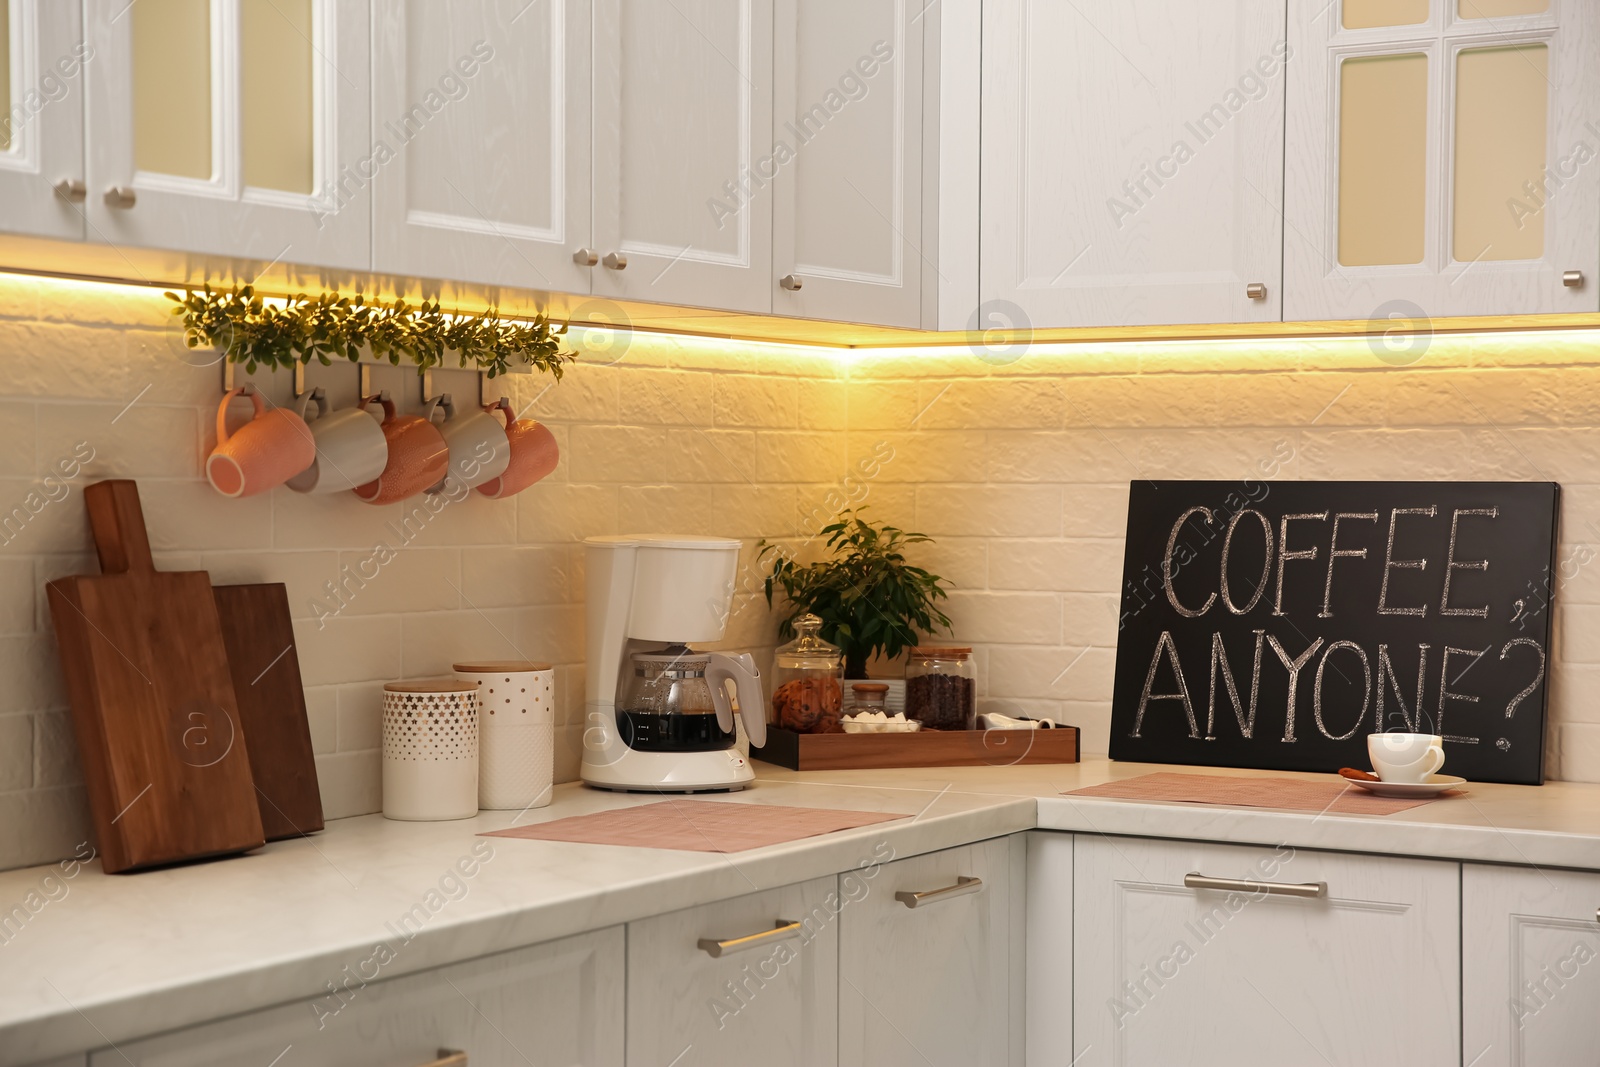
[425,393,512,493]
[286,388,389,494]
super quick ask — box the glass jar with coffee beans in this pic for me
[905,646,976,730]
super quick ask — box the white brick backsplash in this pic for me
[0,714,34,791]
[6,277,1600,872]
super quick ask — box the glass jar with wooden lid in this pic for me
[905,647,976,730]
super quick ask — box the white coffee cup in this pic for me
[1367,732,1446,784]
[286,389,389,494]
[426,394,512,493]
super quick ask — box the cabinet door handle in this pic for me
[420,1051,467,1067]
[1184,872,1325,899]
[779,273,803,291]
[1564,270,1585,288]
[896,876,983,908]
[104,186,136,208]
[602,251,628,270]
[698,919,802,958]
[53,179,86,203]
[573,248,599,267]
[1245,282,1268,300]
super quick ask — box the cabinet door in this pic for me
[1463,863,1600,1066]
[592,0,774,314]
[89,928,624,1067]
[627,875,838,1067]
[1074,836,1459,1066]
[771,0,923,328]
[372,0,592,293]
[0,0,86,240]
[839,836,1018,1067]
[1285,0,1600,320]
[83,0,370,270]
[980,0,1286,328]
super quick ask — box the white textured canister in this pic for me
[454,660,555,810]
[382,678,479,821]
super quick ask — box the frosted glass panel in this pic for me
[242,0,315,193]
[0,2,11,153]
[1344,0,1429,29]
[1459,0,1548,17]
[1455,45,1547,263]
[1339,53,1429,267]
[133,0,213,179]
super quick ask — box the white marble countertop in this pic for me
[3,758,1598,1065]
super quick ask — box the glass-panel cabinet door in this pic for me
[84,0,370,271]
[0,0,87,241]
[1285,0,1599,320]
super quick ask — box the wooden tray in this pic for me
[751,725,1079,771]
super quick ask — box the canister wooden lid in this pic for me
[452,660,553,673]
[384,677,479,694]
[851,683,891,693]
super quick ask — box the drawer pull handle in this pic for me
[896,876,983,908]
[779,273,803,291]
[699,919,802,958]
[1245,282,1268,300]
[1184,872,1325,899]
[421,1051,467,1067]
[1564,270,1584,288]
[573,247,599,267]
[104,185,136,208]
[602,251,628,270]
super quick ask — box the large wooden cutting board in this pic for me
[46,480,264,873]
[214,583,324,840]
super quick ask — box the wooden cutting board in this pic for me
[214,583,324,840]
[46,480,264,873]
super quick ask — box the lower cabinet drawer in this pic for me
[626,875,839,1067]
[1073,836,1459,1066]
[89,927,624,1067]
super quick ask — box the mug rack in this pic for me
[221,361,491,407]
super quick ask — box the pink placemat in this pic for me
[1065,772,1464,816]
[481,799,907,852]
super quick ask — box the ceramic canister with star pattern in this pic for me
[381,678,479,821]
[453,660,555,810]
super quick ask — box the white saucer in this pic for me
[1346,774,1466,798]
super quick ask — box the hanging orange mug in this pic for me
[352,395,449,505]
[476,398,558,499]
[206,387,315,498]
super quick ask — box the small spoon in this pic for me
[1338,767,1381,782]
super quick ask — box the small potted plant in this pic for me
[758,510,953,682]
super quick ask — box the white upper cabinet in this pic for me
[372,0,592,294]
[0,0,87,241]
[980,0,1287,329]
[771,0,923,329]
[592,0,774,314]
[1463,863,1600,1066]
[1285,0,1600,320]
[1073,835,1460,1067]
[83,0,371,271]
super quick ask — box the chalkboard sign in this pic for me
[1109,481,1559,785]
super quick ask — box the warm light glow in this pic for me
[5,268,1600,379]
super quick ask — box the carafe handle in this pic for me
[706,652,767,749]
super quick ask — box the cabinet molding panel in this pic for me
[372,0,593,293]
[592,0,775,314]
[1463,863,1600,1066]
[88,927,626,1067]
[981,0,1287,328]
[1073,835,1459,1066]
[772,0,924,328]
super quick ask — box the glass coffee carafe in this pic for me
[617,645,737,752]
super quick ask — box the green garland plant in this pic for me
[166,284,575,379]
[759,509,954,678]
